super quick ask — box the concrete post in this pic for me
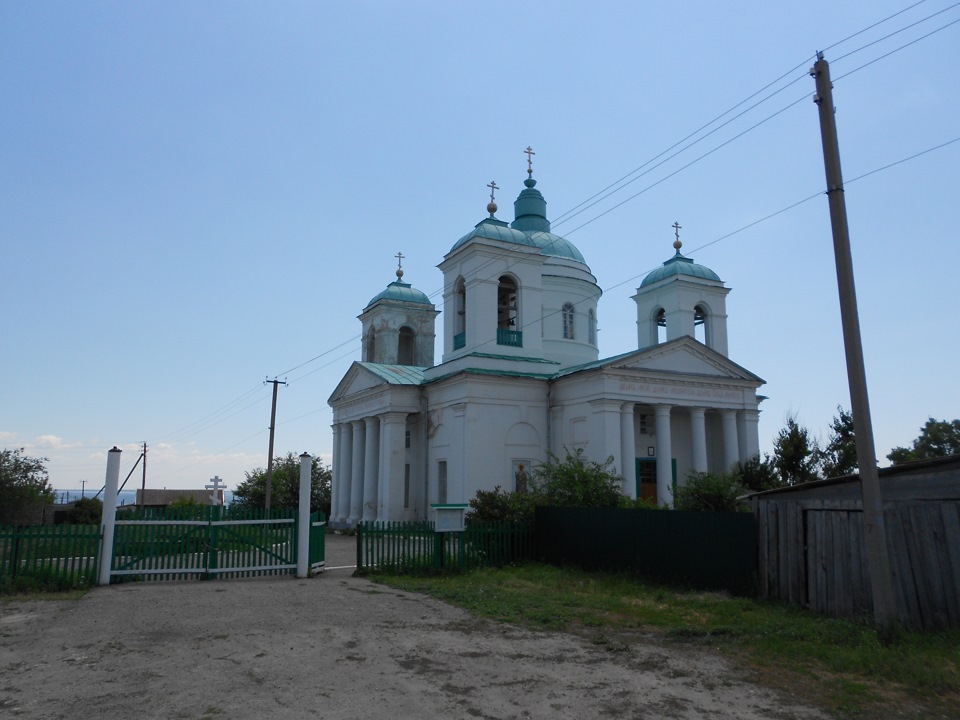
[721,410,740,470]
[97,447,122,586]
[296,452,311,578]
[620,403,637,499]
[362,416,380,522]
[348,420,365,526]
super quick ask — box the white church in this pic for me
[328,155,765,527]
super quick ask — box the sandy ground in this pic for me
[0,535,830,720]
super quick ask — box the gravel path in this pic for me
[0,535,829,720]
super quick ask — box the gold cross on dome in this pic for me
[395,251,404,269]
[525,146,536,176]
[487,180,499,203]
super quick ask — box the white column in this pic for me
[721,410,740,470]
[296,452,311,578]
[550,406,563,456]
[690,407,708,474]
[740,409,761,462]
[379,412,407,521]
[620,403,636,499]
[336,423,353,524]
[347,420,365,526]
[97,447,122,586]
[590,399,622,472]
[362,416,380,522]
[330,424,341,523]
[654,405,673,507]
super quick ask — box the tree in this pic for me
[674,471,748,512]
[887,418,960,465]
[66,497,103,525]
[233,453,331,516]
[818,406,859,478]
[530,448,624,508]
[772,417,820,485]
[0,448,55,525]
[733,453,784,493]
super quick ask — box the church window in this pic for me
[405,429,411,448]
[497,276,518,329]
[366,329,376,361]
[398,326,415,365]
[694,304,707,345]
[656,308,667,344]
[437,460,448,504]
[562,303,575,339]
[588,309,596,345]
[454,277,466,350]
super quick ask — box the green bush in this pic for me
[0,566,94,595]
[67,497,103,525]
[674,471,748,512]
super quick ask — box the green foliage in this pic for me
[673,471,748,512]
[887,418,960,465]
[0,448,55,525]
[818,406,859,478]
[772,417,820,485]
[467,485,537,524]
[467,449,626,523]
[0,566,94,595]
[233,452,331,515]
[531,448,624,508]
[732,453,783,493]
[66,497,102,525]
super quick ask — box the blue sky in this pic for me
[2,1,958,492]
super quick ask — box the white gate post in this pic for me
[296,452,312,577]
[98,446,122,586]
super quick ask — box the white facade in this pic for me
[328,173,764,526]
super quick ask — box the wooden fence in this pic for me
[357,520,534,573]
[751,458,960,631]
[0,524,101,591]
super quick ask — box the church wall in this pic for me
[540,273,601,369]
[424,373,548,505]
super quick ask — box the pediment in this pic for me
[607,337,763,383]
[328,362,386,404]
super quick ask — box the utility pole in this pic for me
[264,377,287,510]
[140,442,147,507]
[811,52,897,635]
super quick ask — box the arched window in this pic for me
[366,329,377,361]
[694,304,707,345]
[398,326,415,365]
[454,277,466,335]
[497,276,518,329]
[655,308,667,344]
[497,276,522,347]
[588,308,596,345]
[562,302,575,339]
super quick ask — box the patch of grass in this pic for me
[371,563,959,719]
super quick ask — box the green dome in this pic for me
[641,251,721,287]
[526,230,587,263]
[366,280,432,309]
[449,216,538,254]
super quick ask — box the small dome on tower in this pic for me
[640,230,721,287]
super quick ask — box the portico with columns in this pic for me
[327,153,765,527]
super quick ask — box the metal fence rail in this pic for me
[357,520,535,573]
[0,524,101,590]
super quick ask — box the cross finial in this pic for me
[672,221,683,252]
[525,146,536,177]
[486,180,499,216]
[395,251,405,280]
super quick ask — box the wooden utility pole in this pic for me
[811,52,897,635]
[264,377,287,510]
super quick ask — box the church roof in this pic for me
[365,280,432,309]
[448,177,588,265]
[640,250,721,287]
[355,362,425,385]
[449,217,537,253]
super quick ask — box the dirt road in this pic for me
[1,535,828,720]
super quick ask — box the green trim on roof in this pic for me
[365,280,433,309]
[640,251,721,287]
[356,362,426,385]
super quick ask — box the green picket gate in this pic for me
[111,507,325,582]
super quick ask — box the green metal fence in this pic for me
[111,506,312,582]
[357,520,534,573]
[535,506,757,596]
[0,524,101,591]
[309,511,326,572]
